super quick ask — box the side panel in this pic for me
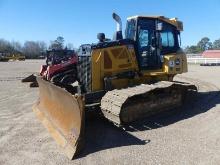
[163,52,188,74]
[91,45,138,91]
[182,53,188,73]
[91,49,102,91]
[91,45,189,92]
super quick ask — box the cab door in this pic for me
[137,19,162,70]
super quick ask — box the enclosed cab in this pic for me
[125,16,187,76]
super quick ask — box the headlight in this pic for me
[175,59,180,65]
[169,61,175,67]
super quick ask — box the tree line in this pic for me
[1,36,220,58]
[184,37,220,54]
[0,36,74,59]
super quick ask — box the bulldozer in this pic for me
[9,53,25,61]
[0,52,9,62]
[0,52,25,61]
[32,13,197,159]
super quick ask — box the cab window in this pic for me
[159,21,179,54]
[160,31,175,47]
[138,29,149,47]
[125,19,136,40]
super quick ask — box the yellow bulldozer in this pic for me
[9,53,25,61]
[32,13,197,159]
[0,52,25,61]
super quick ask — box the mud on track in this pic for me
[0,61,220,165]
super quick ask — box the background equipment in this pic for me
[21,49,77,87]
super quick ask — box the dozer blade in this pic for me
[33,77,85,159]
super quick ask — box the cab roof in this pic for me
[127,15,183,31]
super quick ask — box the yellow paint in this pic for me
[91,44,188,91]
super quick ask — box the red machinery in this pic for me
[22,49,78,87]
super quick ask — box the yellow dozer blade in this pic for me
[33,77,85,159]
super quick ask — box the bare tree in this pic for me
[22,41,47,59]
[11,41,22,52]
[38,41,47,52]
[0,39,14,52]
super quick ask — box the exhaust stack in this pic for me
[112,13,123,40]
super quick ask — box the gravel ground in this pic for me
[0,60,220,165]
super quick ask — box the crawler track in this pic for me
[101,81,197,126]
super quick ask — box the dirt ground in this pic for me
[0,60,220,165]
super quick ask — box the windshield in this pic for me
[159,21,180,54]
[126,18,180,56]
[125,19,136,40]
